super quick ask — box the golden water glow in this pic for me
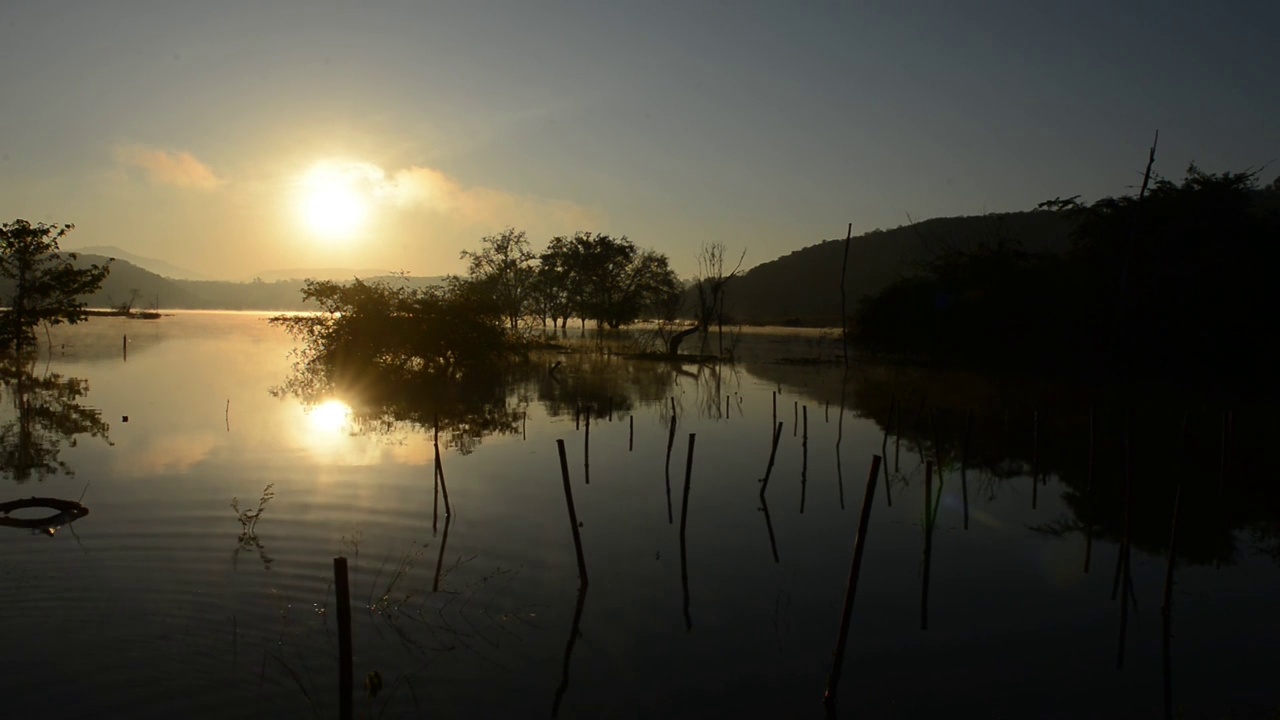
[298,163,369,239]
[306,399,354,436]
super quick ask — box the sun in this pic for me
[298,163,370,239]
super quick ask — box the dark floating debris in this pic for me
[0,497,89,535]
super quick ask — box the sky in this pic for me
[1,0,1276,280]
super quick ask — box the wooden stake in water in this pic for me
[1161,486,1182,720]
[921,461,934,631]
[333,557,354,720]
[122,334,127,362]
[772,391,777,431]
[629,415,634,452]
[433,423,452,518]
[556,439,589,587]
[794,401,798,437]
[800,405,808,513]
[725,394,730,420]
[759,421,784,500]
[1031,410,1040,510]
[822,454,882,710]
[1083,404,1095,572]
[679,433,697,631]
[961,408,973,531]
[584,408,591,485]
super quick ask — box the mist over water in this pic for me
[0,313,1274,718]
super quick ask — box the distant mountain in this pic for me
[0,253,449,312]
[68,245,208,280]
[716,211,1077,326]
[249,268,397,282]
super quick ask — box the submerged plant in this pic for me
[231,483,275,535]
[231,484,276,570]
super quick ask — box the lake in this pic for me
[0,313,1275,719]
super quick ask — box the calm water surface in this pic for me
[0,313,1275,718]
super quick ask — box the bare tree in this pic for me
[693,242,745,357]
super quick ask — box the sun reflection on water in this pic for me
[306,399,354,436]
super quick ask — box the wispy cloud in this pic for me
[303,160,602,231]
[115,144,223,190]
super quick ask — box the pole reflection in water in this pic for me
[679,433,696,632]
[551,586,588,718]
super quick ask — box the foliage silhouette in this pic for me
[850,166,1280,390]
[0,220,111,353]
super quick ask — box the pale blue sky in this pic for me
[1,0,1276,278]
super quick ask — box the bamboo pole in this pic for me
[800,405,809,513]
[551,587,588,718]
[431,513,451,592]
[822,454,882,710]
[433,424,452,518]
[921,460,934,631]
[759,422,784,500]
[556,440,589,587]
[1161,486,1182,720]
[333,557,353,720]
[839,222,852,368]
[1083,404,1095,572]
[679,433,697,631]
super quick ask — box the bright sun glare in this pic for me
[299,164,369,239]
[307,399,353,436]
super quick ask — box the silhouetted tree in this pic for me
[460,228,537,330]
[0,220,111,353]
[849,165,1280,389]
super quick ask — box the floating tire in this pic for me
[0,497,89,530]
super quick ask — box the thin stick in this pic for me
[665,416,677,524]
[334,557,353,720]
[759,422,784,499]
[772,391,777,431]
[800,406,809,513]
[839,222,852,368]
[431,513,451,592]
[584,408,591,485]
[1161,486,1182,720]
[225,399,230,432]
[1084,404,1095,572]
[962,409,972,530]
[433,426,452,518]
[922,460,933,631]
[794,401,798,437]
[881,396,894,509]
[550,584,588,717]
[556,439,589,587]
[679,433,697,631]
[822,454,882,709]
[629,415,634,452]
[759,497,780,563]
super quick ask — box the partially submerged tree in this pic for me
[0,220,111,353]
[270,277,520,388]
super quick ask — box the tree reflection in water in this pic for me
[0,358,111,483]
